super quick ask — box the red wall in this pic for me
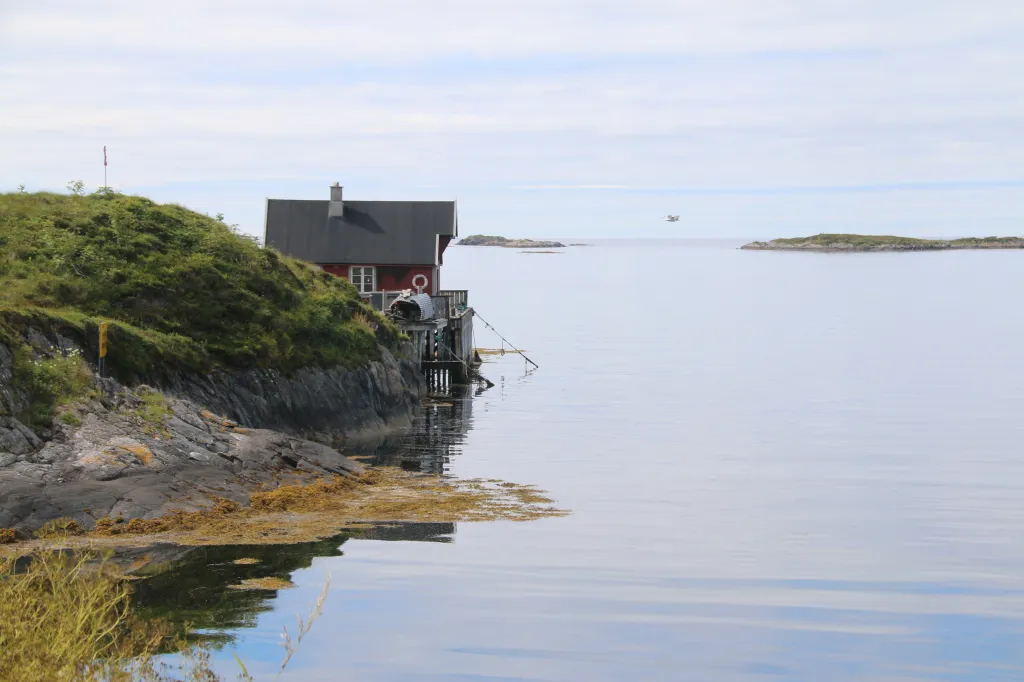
[320,264,439,294]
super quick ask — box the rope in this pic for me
[474,312,539,369]
[436,337,492,386]
[437,338,472,372]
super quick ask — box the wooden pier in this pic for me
[366,289,477,390]
[421,290,475,389]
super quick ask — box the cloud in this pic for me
[4,1,1023,58]
[0,0,1022,236]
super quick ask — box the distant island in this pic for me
[742,234,1024,252]
[458,234,566,248]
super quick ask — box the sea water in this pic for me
[140,240,1024,681]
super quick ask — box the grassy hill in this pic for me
[0,190,397,383]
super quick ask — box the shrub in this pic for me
[10,345,93,428]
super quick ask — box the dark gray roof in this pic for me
[264,199,457,265]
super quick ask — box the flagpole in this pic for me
[103,146,107,188]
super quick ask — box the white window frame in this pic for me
[349,266,376,294]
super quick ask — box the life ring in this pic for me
[411,274,428,291]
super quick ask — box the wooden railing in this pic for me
[361,289,470,320]
[439,289,469,312]
[359,291,404,312]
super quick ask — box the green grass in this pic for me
[120,388,175,438]
[60,412,83,426]
[0,191,399,383]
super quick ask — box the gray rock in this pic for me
[0,417,42,455]
[0,327,425,534]
[160,346,424,443]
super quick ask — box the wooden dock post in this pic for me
[395,289,475,392]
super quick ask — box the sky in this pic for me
[1,0,1022,239]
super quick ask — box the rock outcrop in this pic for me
[0,325,425,535]
[163,347,423,444]
[0,382,366,532]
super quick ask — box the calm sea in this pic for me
[141,239,1024,681]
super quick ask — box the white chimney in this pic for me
[329,182,344,218]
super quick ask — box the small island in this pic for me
[742,234,1024,252]
[458,234,566,248]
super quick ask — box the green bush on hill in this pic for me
[12,345,93,428]
[0,190,398,382]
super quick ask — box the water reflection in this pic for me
[131,538,347,643]
[131,522,456,643]
[140,242,1024,680]
[355,384,475,474]
[355,521,456,543]
[129,391,475,643]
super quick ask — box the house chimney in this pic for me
[328,182,344,218]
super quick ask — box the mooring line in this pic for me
[436,337,494,388]
[474,312,539,369]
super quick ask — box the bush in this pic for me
[11,345,93,428]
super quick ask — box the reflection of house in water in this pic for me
[358,385,475,475]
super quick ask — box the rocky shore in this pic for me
[458,234,566,248]
[0,326,424,535]
[742,234,1024,252]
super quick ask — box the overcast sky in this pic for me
[1,0,1022,238]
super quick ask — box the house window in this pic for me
[349,266,376,293]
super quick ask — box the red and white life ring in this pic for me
[411,274,428,292]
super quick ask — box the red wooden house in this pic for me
[263,184,457,296]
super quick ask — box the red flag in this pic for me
[104,146,107,166]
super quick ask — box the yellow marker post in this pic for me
[98,322,109,377]
[98,322,109,358]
